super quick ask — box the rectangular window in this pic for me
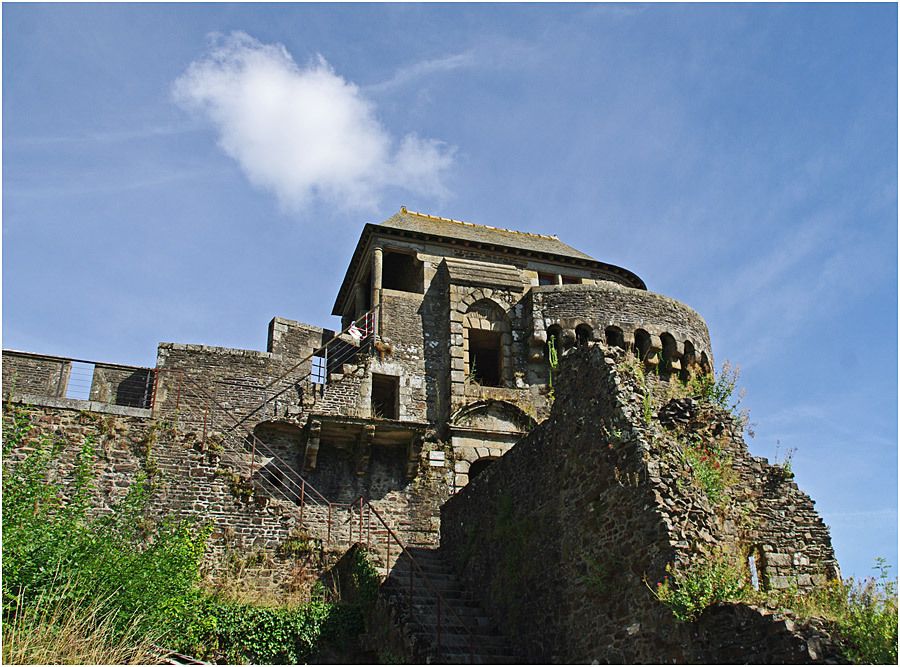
[382,251,423,293]
[468,330,502,387]
[371,373,400,419]
[311,355,327,385]
[562,275,581,284]
[537,272,556,286]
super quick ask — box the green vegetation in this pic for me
[678,434,736,507]
[2,406,377,664]
[651,551,899,664]
[3,406,208,662]
[651,550,748,621]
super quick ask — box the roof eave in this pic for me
[331,224,646,315]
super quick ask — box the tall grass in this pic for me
[3,578,159,665]
[2,406,209,662]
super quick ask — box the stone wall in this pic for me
[4,392,455,593]
[3,350,71,398]
[440,343,841,663]
[531,282,712,366]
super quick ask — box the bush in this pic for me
[652,549,898,664]
[651,550,748,621]
[766,560,898,665]
[2,406,376,663]
[2,407,209,657]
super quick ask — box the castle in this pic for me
[3,208,844,662]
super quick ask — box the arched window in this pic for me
[605,326,626,350]
[546,324,563,358]
[681,341,696,382]
[660,333,678,380]
[633,329,651,361]
[469,457,499,480]
[747,546,767,591]
[699,351,712,376]
[575,323,594,347]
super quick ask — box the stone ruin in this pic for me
[3,207,845,662]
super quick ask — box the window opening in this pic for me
[538,272,556,286]
[575,324,593,346]
[311,354,328,385]
[371,373,400,419]
[562,275,581,285]
[468,330,502,387]
[382,251,423,293]
[748,555,760,591]
[65,361,94,401]
[605,326,626,350]
[634,329,651,361]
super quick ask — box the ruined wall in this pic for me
[440,344,841,663]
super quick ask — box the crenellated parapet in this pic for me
[529,282,713,379]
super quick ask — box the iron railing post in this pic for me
[299,480,305,524]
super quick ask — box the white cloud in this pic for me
[172,32,454,211]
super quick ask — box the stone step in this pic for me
[439,651,518,664]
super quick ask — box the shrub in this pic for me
[2,407,209,655]
[652,550,748,621]
[765,560,898,665]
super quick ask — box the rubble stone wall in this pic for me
[440,343,841,663]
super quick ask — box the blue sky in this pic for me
[3,3,897,580]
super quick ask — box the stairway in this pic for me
[379,546,515,664]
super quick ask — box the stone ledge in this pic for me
[158,342,280,360]
[9,393,153,418]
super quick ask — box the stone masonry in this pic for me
[3,207,844,660]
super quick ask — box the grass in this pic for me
[3,577,159,665]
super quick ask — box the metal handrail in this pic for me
[172,373,334,508]
[346,496,477,663]
[230,309,378,429]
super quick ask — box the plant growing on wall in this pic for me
[547,335,559,402]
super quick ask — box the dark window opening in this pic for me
[371,373,399,419]
[469,457,499,480]
[382,251,423,294]
[546,325,563,358]
[605,326,626,350]
[660,333,678,380]
[468,329,502,387]
[575,324,593,346]
[680,341,696,382]
[562,275,581,285]
[538,272,556,286]
[634,329,651,361]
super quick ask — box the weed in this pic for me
[650,550,749,621]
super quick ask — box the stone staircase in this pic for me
[379,546,515,664]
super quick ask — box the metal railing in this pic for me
[346,496,477,663]
[231,309,378,428]
[148,309,379,546]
